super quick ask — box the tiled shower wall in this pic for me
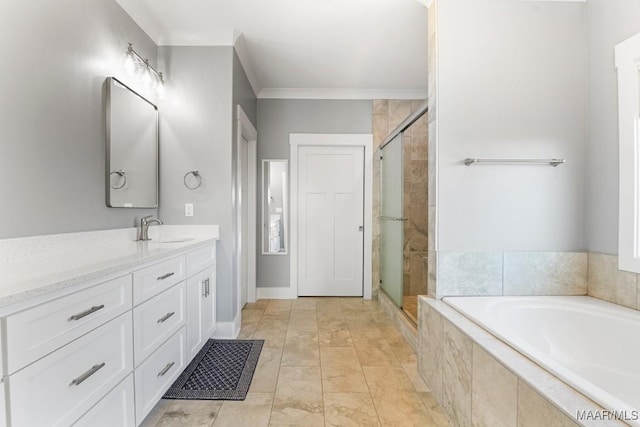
[404,113,429,298]
[371,100,428,300]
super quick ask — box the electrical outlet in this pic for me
[185,203,194,217]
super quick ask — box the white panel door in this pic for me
[298,145,364,296]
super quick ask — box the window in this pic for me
[616,32,640,272]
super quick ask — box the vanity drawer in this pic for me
[134,327,186,424]
[186,244,216,277]
[8,312,133,427]
[5,274,132,374]
[133,282,186,366]
[133,255,185,305]
[72,374,135,427]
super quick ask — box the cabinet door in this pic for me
[186,274,205,359]
[201,267,216,339]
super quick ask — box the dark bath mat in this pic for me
[163,339,264,400]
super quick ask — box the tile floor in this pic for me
[141,297,450,426]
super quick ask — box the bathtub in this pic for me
[444,296,640,424]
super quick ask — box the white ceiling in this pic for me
[115,0,428,99]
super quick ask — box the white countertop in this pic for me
[0,225,219,310]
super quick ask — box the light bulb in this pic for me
[156,79,166,99]
[141,66,152,88]
[124,52,136,74]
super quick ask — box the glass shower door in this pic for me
[380,134,404,307]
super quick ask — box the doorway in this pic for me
[289,134,373,299]
[236,105,257,313]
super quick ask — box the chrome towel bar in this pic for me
[463,158,566,167]
[380,216,408,221]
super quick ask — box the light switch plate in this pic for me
[185,203,194,217]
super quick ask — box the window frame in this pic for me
[616,32,640,272]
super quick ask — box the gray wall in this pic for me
[436,0,588,252]
[0,0,158,238]
[256,99,372,288]
[233,52,258,125]
[585,0,640,255]
[158,46,256,323]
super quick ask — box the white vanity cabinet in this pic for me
[0,236,218,427]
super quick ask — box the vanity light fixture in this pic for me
[124,43,165,97]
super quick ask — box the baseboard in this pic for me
[212,311,241,339]
[257,286,293,299]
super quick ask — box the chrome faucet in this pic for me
[138,215,163,241]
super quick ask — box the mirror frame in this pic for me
[262,159,288,255]
[105,76,159,208]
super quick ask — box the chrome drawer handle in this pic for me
[69,305,105,321]
[205,278,209,297]
[158,361,175,377]
[70,362,106,386]
[157,312,175,323]
[157,272,175,281]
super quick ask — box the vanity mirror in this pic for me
[262,160,288,254]
[106,77,158,208]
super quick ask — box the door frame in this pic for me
[236,105,257,312]
[289,133,373,300]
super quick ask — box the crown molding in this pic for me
[257,88,428,100]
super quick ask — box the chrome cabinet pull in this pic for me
[70,362,105,386]
[157,312,175,323]
[157,272,175,281]
[202,279,207,297]
[69,305,105,321]
[205,278,210,297]
[158,361,175,377]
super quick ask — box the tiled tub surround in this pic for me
[588,253,640,310]
[435,251,588,298]
[0,225,218,308]
[418,297,624,427]
[377,289,419,351]
[447,296,640,423]
[434,250,640,309]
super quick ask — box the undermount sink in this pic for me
[150,238,194,243]
[137,238,195,243]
